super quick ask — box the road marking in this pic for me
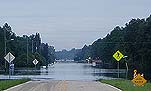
[56,81,62,91]
[54,80,67,91]
[62,80,67,91]
[102,83,122,91]
[60,80,67,91]
[5,81,32,91]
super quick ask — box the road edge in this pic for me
[101,83,122,91]
[4,81,32,91]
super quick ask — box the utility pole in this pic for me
[32,39,33,53]
[27,36,29,66]
[4,28,7,72]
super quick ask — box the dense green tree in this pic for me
[0,23,55,68]
[75,15,151,80]
[56,48,80,60]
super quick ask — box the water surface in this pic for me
[0,62,126,81]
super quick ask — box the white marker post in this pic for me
[33,59,39,70]
[123,56,128,79]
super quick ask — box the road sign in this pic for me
[132,73,147,86]
[4,52,15,63]
[113,50,124,61]
[33,59,39,65]
[10,64,14,69]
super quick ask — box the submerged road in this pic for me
[5,80,121,91]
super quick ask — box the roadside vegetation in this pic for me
[0,23,55,69]
[100,79,151,91]
[0,78,30,91]
[75,15,151,80]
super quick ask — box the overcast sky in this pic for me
[0,0,151,51]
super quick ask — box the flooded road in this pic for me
[0,62,126,80]
[2,62,123,91]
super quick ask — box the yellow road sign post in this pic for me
[113,50,124,78]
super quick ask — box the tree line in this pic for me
[74,15,151,80]
[55,48,80,60]
[0,23,55,69]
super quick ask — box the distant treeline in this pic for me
[75,15,151,80]
[0,23,55,68]
[55,48,80,60]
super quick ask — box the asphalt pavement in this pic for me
[5,80,121,91]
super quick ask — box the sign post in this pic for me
[113,50,124,78]
[117,62,119,78]
[123,56,128,79]
[33,59,39,70]
[10,64,14,75]
[4,52,15,79]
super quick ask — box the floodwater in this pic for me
[0,62,126,81]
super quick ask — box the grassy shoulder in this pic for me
[0,78,30,91]
[100,79,151,91]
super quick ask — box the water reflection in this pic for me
[0,62,126,80]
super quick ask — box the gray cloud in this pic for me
[0,0,151,51]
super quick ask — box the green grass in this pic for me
[100,79,151,91]
[0,78,30,91]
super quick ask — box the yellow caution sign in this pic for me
[132,70,147,86]
[113,50,124,61]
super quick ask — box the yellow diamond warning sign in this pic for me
[113,50,124,61]
[132,73,147,86]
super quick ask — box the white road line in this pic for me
[4,81,32,91]
[102,83,122,91]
